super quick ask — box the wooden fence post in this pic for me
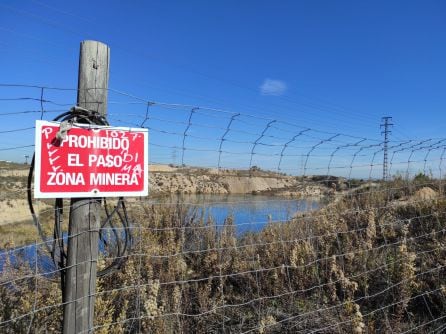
[63,40,110,334]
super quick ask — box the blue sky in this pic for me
[0,1,445,177]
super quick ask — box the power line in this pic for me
[381,116,393,181]
[0,4,395,135]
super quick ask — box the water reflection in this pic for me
[149,194,319,233]
[1,195,319,273]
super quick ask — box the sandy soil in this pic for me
[149,164,179,172]
[0,164,332,226]
[149,169,329,197]
[0,199,50,225]
[0,168,29,177]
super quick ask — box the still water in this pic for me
[149,194,320,233]
[0,195,319,272]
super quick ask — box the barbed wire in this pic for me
[2,225,444,330]
[1,85,445,176]
[1,83,446,333]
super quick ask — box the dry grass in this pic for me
[1,179,446,333]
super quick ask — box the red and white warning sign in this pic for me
[34,120,149,198]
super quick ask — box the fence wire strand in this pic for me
[1,83,446,333]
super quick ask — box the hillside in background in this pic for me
[1,174,445,333]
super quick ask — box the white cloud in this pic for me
[260,79,287,96]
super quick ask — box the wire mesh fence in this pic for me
[1,84,446,333]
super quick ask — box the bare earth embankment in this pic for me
[2,166,445,332]
[1,163,347,227]
[149,164,343,197]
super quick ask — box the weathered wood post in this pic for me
[63,40,110,334]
